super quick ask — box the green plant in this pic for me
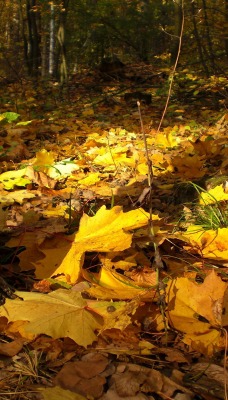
[184,182,228,230]
[13,350,44,382]
[194,202,228,230]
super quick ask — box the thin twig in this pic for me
[137,101,168,339]
[157,0,185,132]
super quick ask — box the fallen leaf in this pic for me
[167,271,227,354]
[36,206,150,283]
[0,290,102,347]
[200,184,228,204]
[0,168,31,190]
[40,386,86,400]
[54,353,108,398]
[84,267,157,300]
[86,298,139,331]
[0,338,24,356]
[0,190,36,205]
[78,172,100,186]
[178,226,228,260]
[32,149,55,173]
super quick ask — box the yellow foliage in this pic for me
[0,168,31,190]
[32,149,55,173]
[1,290,102,347]
[178,226,228,260]
[34,206,151,283]
[78,172,100,186]
[171,153,204,178]
[152,127,180,148]
[84,267,157,300]
[167,271,227,354]
[200,184,228,204]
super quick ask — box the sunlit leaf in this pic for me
[84,267,157,300]
[2,112,20,123]
[78,172,100,186]
[167,271,227,354]
[200,184,228,204]
[177,226,228,260]
[0,168,31,190]
[32,149,55,173]
[35,206,151,283]
[1,290,102,347]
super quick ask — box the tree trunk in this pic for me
[26,0,41,76]
[56,0,70,84]
[49,2,55,76]
[190,0,209,75]
[18,0,29,75]
[170,0,183,64]
[201,0,216,72]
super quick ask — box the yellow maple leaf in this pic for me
[172,153,204,178]
[86,298,138,331]
[137,162,148,175]
[1,290,102,347]
[35,206,151,283]
[94,150,137,167]
[178,226,228,260]
[34,236,73,280]
[167,271,227,354]
[0,169,31,190]
[153,130,179,148]
[182,330,223,355]
[84,268,157,300]
[78,172,100,186]
[200,184,228,204]
[32,149,55,173]
[85,284,156,301]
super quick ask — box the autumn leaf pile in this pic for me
[0,83,228,399]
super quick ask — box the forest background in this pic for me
[1,0,228,80]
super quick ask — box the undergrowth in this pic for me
[181,182,228,231]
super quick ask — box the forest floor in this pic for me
[0,64,228,399]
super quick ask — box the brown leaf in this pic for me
[0,338,24,356]
[54,354,108,398]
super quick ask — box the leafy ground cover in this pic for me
[0,67,228,399]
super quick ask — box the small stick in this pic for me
[137,101,168,340]
[157,0,185,132]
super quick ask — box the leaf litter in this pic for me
[0,73,228,399]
